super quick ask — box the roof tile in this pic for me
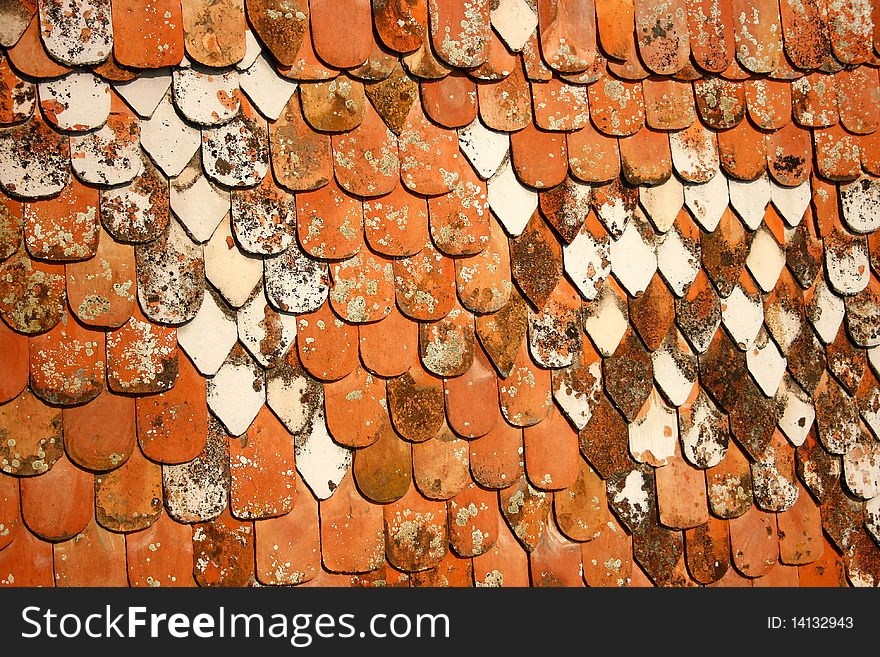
[358,303,419,377]
[693,77,745,130]
[0,113,69,199]
[63,387,136,471]
[477,61,531,132]
[499,340,553,427]
[0,388,63,476]
[352,420,412,504]
[19,453,92,541]
[837,66,880,135]
[39,0,113,67]
[468,411,522,488]
[428,0,491,68]
[419,300,475,376]
[0,319,28,404]
[180,0,246,68]
[384,484,447,571]
[112,0,185,69]
[717,117,767,180]
[706,438,752,518]
[329,250,395,324]
[633,0,689,75]
[192,507,255,586]
[386,363,445,442]
[23,178,98,261]
[6,15,70,79]
[296,179,363,260]
[652,327,698,406]
[536,0,597,73]
[730,0,783,73]
[126,511,194,587]
[499,472,551,551]
[39,72,109,132]
[0,525,50,585]
[29,311,104,405]
[530,514,584,586]
[472,503,530,585]
[566,120,621,183]
[106,307,178,394]
[54,514,128,586]
[0,0,35,48]
[619,126,673,186]
[255,484,321,585]
[94,445,163,532]
[269,93,332,191]
[66,229,135,328]
[296,301,359,381]
[776,480,823,564]
[606,463,657,532]
[455,215,511,312]
[176,288,237,376]
[791,72,838,128]
[684,516,731,584]
[588,75,645,137]
[373,0,427,53]
[523,403,579,490]
[421,72,478,128]
[447,479,498,557]
[531,78,590,132]
[324,364,387,448]
[778,0,830,69]
[394,239,456,320]
[308,0,370,70]
[412,422,470,498]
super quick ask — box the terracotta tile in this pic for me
[136,219,204,325]
[296,179,363,260]
[632,521,688,586]
[827,0,872,64]
[580,514,632,586]
[777,0,830,69]
[509,211,562,311]
[813,370,861,456]
[331,104,399,198]
[328,250,394,324]
[0,323,27,405]
[230,174,295,256]
[654,442,709,530]
[751,428,798,512]
[528,277,581,369]
[498,339,553,428]
[752,562,800,586]
[0,57,37,125]
[795,426,840,505]
[5,15,69,79]
[824,225,870,296]
[535,0,597,73]
[684,516,730,584]
[604,33,648,81]
[717,118,767,181]
[822,483,865,553]
[300,77,365,133]
[162,416,230,523]
[633,0,689,74]
[475,286,527,377]
[677,384,728,469]
[773,480,822,566]
[607,463,657,532]
[92,445,161,535]
[602,327,653,422]
[427,0,491,68]
[0,0,35,48]
[520,404,578,491]
[192,507,255,586]
[53,514,127,586]
[254,486,321,586]
[0,198,22,267]
[674,269,721,354]
[499,472,551,551]
[469,416,522,489]
[351,421,410,504]
[244,0,308,67]
[106,309,177,394]
[592,177,639,240]
[386,362,445,442]
[40,71,109,131]
[69,107,141,187]
[840,176,880,235]
[836,66,880,135]
[204,343,264,438]
[22,179,96,262]
[842,422,880,499]
[628,385,678,468]
[727,372,779,459]
[65,229,135,328]
[728,504,779,577]
[110,0,184,68]
[0,524,54,586]
[382,483,446,571]
[323,365,386,449]
[476,59,531,131]
[411,549,473,586]
[529,514,584,586]
[618,126,672,186]
[566,120,621,183]
[472,504,530,585]
[361,186,426,258]
[729,0,782,73]
[171,66,240,128]
[294,302,357,382]
[797,534,847,586]
[641,78,695,131]
[447,480,498,557]
[400,101,464,195]
[467,29,517,81]
[418,302,474,376]
[266,101,330,193]
[576,391,630,481]
[455,216,511,313]
[846,276,880,349]
[540,176,592,246]
[200,97,268,188]
[551,457,605,541]
[37,0,110,65]
[29,311,104,406]
[401,34,453,79]
[125,512,192,587]
[442,344,498,439]
[393,239,456,320]
[20,453,92,541]
[358,303,419,377]
[861,131,880,176]
[421,72,477,128]
[363,63,418,134]
[64,388,136,472]
[692,77,744,130]
[706,439,752,518]
[180,0,245,67]
[791,72,838,128]
[827,324,867,394]
[373,0,427,53]
[744,78,790,131]
[531,78,589,132]
[0,389,62,476]
[591,0,631,59]
[628,272,675,351]
[550,338,600,431]
[685,0,734,72]
[588,74,645,137]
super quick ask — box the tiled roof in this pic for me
[0,0,878,587]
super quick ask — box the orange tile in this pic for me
[29,311,104,406]
[579,392,633,479]
[329,250,395,323]
[753,562,800,586]
[633,0,689,74]
[246,0,308,66]
[0,319,29,403]
[358,302,419,377]
[23,177,99,261]
[629,273,675,350]
[827,0,873,65]
[729,504,779,577]
[65,228,135,328]
[401,35,453,79]
[642,78,695,131]
[469,414,523,490]
[536,0,597,73]
[531,78,589,132]
[353,420,412,503]
[814,124,861,183]
[229,405,296,520]
[296,179,363,259]
[521,31,553,81]
[363,63,418,132]
[619,125,672,186]
[363,184,428,257]
[419,300,475,377]
[54,514,128,586]
[474,286,527,377]
[836,66,880,135]
[468,29,517,81]
[64,388,136,472]
[0,523,53,586]
[797,535,847,586]
[655,444,710,529]
[0,195,22,262]
[522,404,578,490]
[588,74,646,136]
[300,77,365,132]
[472,503,530,585]
[20,453,92,541]
[499,472,551,551]
[92,55,138,82]
[791,72,838,128]
[136,353,207,465]
[421,72,477,128]
[476,59,531,131]
[180,0,246,68]
[566,120,621,183]
[705,438,752,518]
[383,483,447,571]
[94,445,162,533]
[296,301,359,381]
[444,341,501,438]
[192,507,256,586]
[454,215,511,313]
[277,14,338,81]
[111,0,184,68]
[0,55,35,125]
[428,0,491,68]
[325,364,388,448]
[729,0,782,73]
[100,157,169,243]
[6,16,70,78]
[693,77,744,130]
[553,457,606,541]
[777,481,823,565]
[605,33,650,81]
[0,389,63,477]
[744,78,790,130]
[127,511,194,587]
[529,515,584,586]
[579,514,632,586]
[386,362,445,442]
[270,93,332,192]
[594,0,634,60]
[701,207,748,297]
[686,0,734,72]
[0,473,21,550]
[400,101,462,195]
[684,516,731,584]
[428,164,489,256]
[447,480,498,557]
[106,309,178,394]
[411,547,473,586]
[538,177,590,244]
[255,484,321,585]
[374,0,427,53]
[320,472,385,573]
[412,422,470,499]
[332,102,399,198]
[499,340,552,428]
[861,131,880,176]
[632,522,687,585]
[778,0,831,69]
[717,117,767,180]
[509,122,568,189]
[393,240,456,320]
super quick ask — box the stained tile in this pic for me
[428,0,491,68]
[587,74,645,137]
[94,444,162,532]
[706,438,752,518]
[0,252,64,330]
[101,158,170,245]
[468,416,522,490]
[0,389,63,476]
[684,516,730,584]
[39,71,109,132]
[428,166,489,250]
[206,344,265,436]
[717,118,767,181]
[39,0,113,66]
[180,0,246,68]
[652,327,697,407]
[374,0,427,53]
[455,215,512,313]
[447,480,497,557]
[237,287,297,368]
[420,301,475,377]
[693,77,744,130]
[300,77,366,132]
[619,126,673,186]
[609,210,657,297]
[394,240,456,320]
[387,363,445,442]
[192,507,255,587]
[472,504,530,585]
[592,177,638,239]
[23,178,98,262]
[332,103,399,197]
[29,311,104,405]
[54,515,128,586]
[0,0,35,48]
[729,504,779,577]
[0,113,69,199]
[498,340,552,427]
[656,208,701,297]
[5,15,70,79]
[566,120,621,183]
[0,524,54,586]
[269,93,332,191]
[201,96,268,187]
[837,67,880,136]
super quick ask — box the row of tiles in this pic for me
[2,0,880,79]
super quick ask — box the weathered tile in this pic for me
[420,300,475,376]
[582,275,629,356]
[0,389,63,476]
[412,422,470,499]
[394,239,455,320]
[23,177,99,261]
[269,94,331,191]
[300,77,366,132]
[39,0,113,66]
[684,516,730,584]
[296,302,359,381]
[421,72,477,130]
[387,363,445,442]
[567,120,621,183]
[320,471,384,572]
[720,273,764,351]
[29,311,104,405]
[652,327,697,407]
[69,103,142,186]
[0,0,35,48]
[468,414,522,489]
[364,63,418,135]
[192,507,255,586]
[54,515,128,586]
[729,0,782,72]
[101,156,170,244]
[587,74,645,137]
[325,365,387,449]
[38,71,109,131]
[488,157,537,238]
[237,286,297,367]
[19,453,92,541]
[111,0,185,68]
[498,340,552,427]
[523,404,579,491]
[180,0,246,68]
[94,444,162,532]
[245,0,307,67]
[717,117,767,181]
[201,96,268,187]
[657,208,701,297]
[296,179,363,260]
[693,76,743,129]
[477,61,531,131]
[5,14,71,79]
[706,438,752,518]
[332,102,399,198]
[609,209,657,297]
[729,504,779,577]
[0,114,69,199]
[126,511,193,587]
[265,347,323,436]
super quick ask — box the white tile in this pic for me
[178,289,238,376]
[490,0,538,52]
[775,375,814,447]
[140,92,201,177]
[237,287,297,367]
[38,72,110,131]
[728,174,770,230]
[721,284,763,350]
[239,52,298,121]
[639,174,683,233]
[487,155,537,237]
[170,155,231,243]
[610,215,657,296]
[172,66,240,126]
[563,222,610,300]
[458,117,509,179]
[206,348,266,437]
[683,171,728,231]
[746,225,785,292]
[628,388,678,467]
[770,179,810,226]
[113,68,173,119]
[747,328,786,396]
[204,218,264,308]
